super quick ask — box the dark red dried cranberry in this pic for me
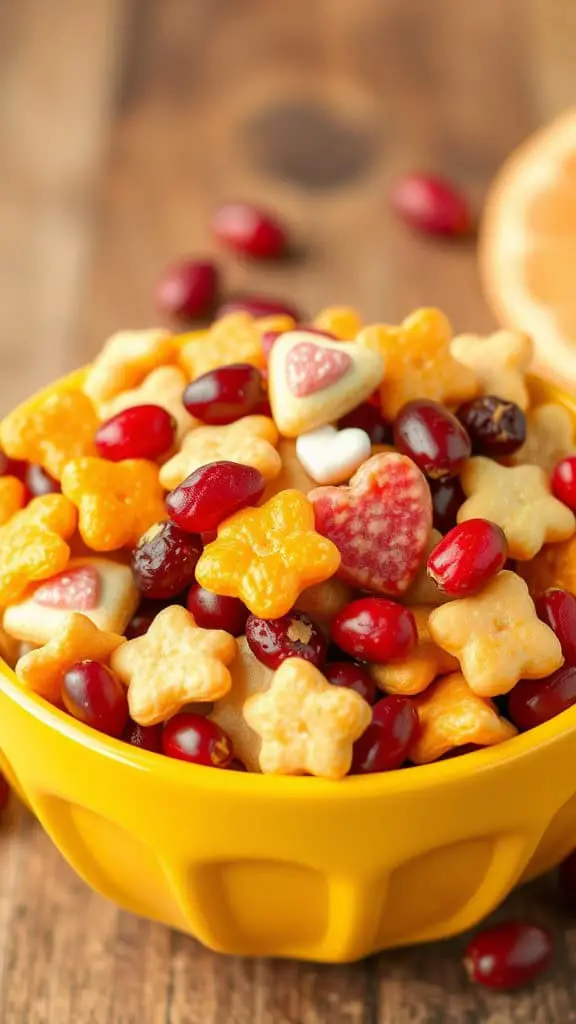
[95,405,176,462]
[166,461,265,534]
[393,399,471,479]
[391,174,472,237]
[535,589,576,665]
[212,203,287,259]
[338,403,393,445]
[427,520,508,596]
[156,258,219,321]
[507,666,576,731]
[182,364,267,425]
[350,696,418,773]
[332,598,417,662]
[457,395,526,458]
[0,452,27,480]
[131,521,202,599]
[429,476,466,533]
[162,713,234,767]
[187,585,249,636]
[464,921,553,989]
[123,720,163,753]
[552,456,576,511]
[324,661,377,704]
[62,660,129,738]
[246,611,327,670]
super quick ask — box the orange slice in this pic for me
[480,109,576,388]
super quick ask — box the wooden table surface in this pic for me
[1,1,576,1021]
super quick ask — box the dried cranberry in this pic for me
[427,520,508,597]
[0,451,27,479]
[95,405,176,462]
[332,598,417,663]
[25,463,60,496]
[351,696,418,773]
[132,521,202,599]
[187,584,249,636]
[62,660,129,737]
[338,403,393,445]
[552,456,576,511]
[457,396,526,458]
[464,921,553,989]
[559,850,576,913]
[123,720,163,753]
[156,258,219,321]
[429,476,466,534]
[216,296,301,321]
[508,667,576,731]
[166,461,265,534]
[394,399,471,479]
[182,363,266,425]
[324,661,377,704]
[162,713,234,768]
[246,611,327,670]
[212,203,287,259]
[535,589,576,665]
[391,173,472,237]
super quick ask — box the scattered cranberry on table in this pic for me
[552,456,576,511]
[427,519,508,597]
[338,402,393,445]
[391,173,472,237]
[25,463,60,496]
[535,588,576,665]
[166,461,265,534]
[212,202,287,259]
[324,661,378,704]
[182,363,267,425]
[332,598,417,663]
[393,399,471,479]
[132,521,203,599]
[95,405,176,462]
[464,921,553,989]
[558,850,576,914]
[156,259,219,321]
[187,584,249,636]
[123,720,163,753]
[162,713,234,768]
[216,296,301,321]
[61,660,129,738]
[429,476,466,534]
[457,395,526,458]
[351,696,418,773]
[246,610,327,670]
[507,666,576,731]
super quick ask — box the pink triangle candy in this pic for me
[286,342,352,397]
[34,565,101,611]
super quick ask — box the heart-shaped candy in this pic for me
[268,330,384,437]
[34,565,100,610]
[296,425,371,485]
[309,452,432,595]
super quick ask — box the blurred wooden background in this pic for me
[1,1,576,1022]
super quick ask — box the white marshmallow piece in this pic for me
[296,425,371,485]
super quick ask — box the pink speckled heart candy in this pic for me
[34,565,100,610]
[286,342,352,397]
[309,452,432,595]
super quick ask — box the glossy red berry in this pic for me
[332,598,417,663]
[246,610,327,670]
[166,461,265,534]
[558,850,576,913]
[552,456,576,511]
[62,660,129,737]
[25,463,60,496]
[0,451,27,479]
[338,403,393,445]
[351,696,418,773]
[216,296,301,321]
[535,588,576,665]
[391,173,472,237]
[429,476,466,533]
[187,584,249,636]
[212,203,287,259]
[507,667,576,731]
[162,713,234,768]
[394,399,471,479]
[156,259,219,321]
[132,521,202,599]
[0,772,9,813]
[464,921,553,989]
[182,363,266,425]
[123,720,163,753]
[427,520,508,597]
[324,661,377,704]
[457,396,526,458]
[95,405,176,462]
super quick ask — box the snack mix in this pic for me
[2,307,576,781]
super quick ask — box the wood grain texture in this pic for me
[1,1,576,1022]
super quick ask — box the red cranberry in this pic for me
[535,589,576,665]
[338,403,393,445]
[332,598,417,663]
[0,451,27,479]
[132,521,202,599]
[182,364,266,425]
[324,661,377,704]
[166,461,265,534]
[559,850,576,913]
[351,696,418,773]
[429,476,465,533]
[427,520,507,597]
[457,396,526,458]
[25,463,60,496]
[391,173,472,237]
[95,405,176,462]
[246,610,327,670]
[464,921,553,989]
[162,713,233,768]
[507,667,576,731]
[394,399,471,479]
[62,660,129,737]
[156,258,219,321]
[187,585,248,636]
[212,203,287,259]
[552,456,576,511]
[123,720,163,753]
[0,772,9,813]
[216,296,301,321]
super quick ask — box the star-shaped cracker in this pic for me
[83,328,176,405]
[355,307,478,420]
[0,388,99,479]
[450,329,533,410]
[15,613,125,703]
[458,457,575,559]
[428,571,563,697]
[179,312,270,380]
[509,403,576,471]
[112,606,236,725]
[370,605,459,696]
[209,637,274,772]
[517,534,576,597]
[159,415,281,490]
[243,658,372,779]
[100,366,197,444]
[409,672,517,765]
[0,494,77,606]
[0,476,26,527]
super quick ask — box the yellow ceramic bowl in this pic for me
[1,372,576,964]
